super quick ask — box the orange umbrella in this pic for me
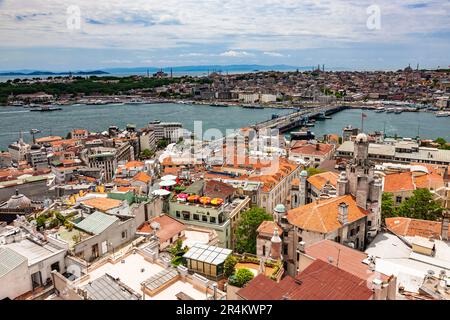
[199,196,211,205]
[187,195,200,202]
[211,198,224,206]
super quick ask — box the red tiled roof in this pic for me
[287,195,368,233]
[290,140,334,157]
[383,172,416,193]
[237,260,373,300]
[288,260,373,300]
[137,215,186,243]
[307,171,339,190]
[305,240,389,281]
[132,171,151,184]
[204,180,235,199]
[385,217,449,240]
[257,221,282,236]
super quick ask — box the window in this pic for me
[202,215,207,222]
[396,196,402,204]
[350,229,355,236]
[283,244,288,255]
[368,221,372,227]
[335,236,341,242]
[210,217,216,223]
[121,231,127,239]
[263,245,266,256]
[176,211,180,218]
[193,214,199,221]
[356,226,360,233]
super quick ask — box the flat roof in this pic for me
[82,274,141,300]
[75,211,118,235]
[4,239,61,266]
[0,247,27,278]
[183,243,232,265]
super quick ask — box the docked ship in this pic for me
[242,104,264,109]
[30,106,62,112]
[210,103,229,107]
[375,107,385,113]
[435,111,450,117]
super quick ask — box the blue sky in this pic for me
[0,0,449,71]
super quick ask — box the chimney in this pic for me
[338,202,349,225]
[441,213,449,241]
[316,143,320,151]
[270,227,282,259]
[297,241,306,254]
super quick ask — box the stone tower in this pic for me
[344,133,382,236]
[299,170,308,206]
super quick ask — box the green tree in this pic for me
[397,189,444,221]
[236,207,273,254]
[229,268,254,288]
[169,239,188,266]
[306,167,325,176]
[157,138,169,150]
[381,192,396,221]
[140,149,155,159]
[224,255,238,278]
[434,137,447,146]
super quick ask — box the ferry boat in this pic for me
[242,105,264,109]
[30,106,62,112]
[210,103,228,107]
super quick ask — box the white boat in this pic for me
[436,111,450,117]
[375,107,385,113]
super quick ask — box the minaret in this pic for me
[270,228,282,260]
[299,170,308,205]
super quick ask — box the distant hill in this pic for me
[0,70,109,76]
[103,64,311,74]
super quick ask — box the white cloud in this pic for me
[263,51,284,57]
[0,0,449,67]
[220,50,254,57]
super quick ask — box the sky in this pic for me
[0,0,449,71]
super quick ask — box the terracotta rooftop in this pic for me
[132,172,152,184]
[307,171,339,190]
[288,260,373,300]
[204,180,235,199]
[81,197,123,212]
[290,140,334,157]
[125,161,144,169]
[137,215,186,243]
[385,217,449,240]
[305,240,389,281]
[383,171,444,193]
[35,136,62,143]
[257,221,282,236]
[237,260,373,300]
[287,195,368,233]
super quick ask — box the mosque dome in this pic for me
[300,170,308,177]
[274,204,286,214]
[355,133,368,143]
[5,190,32,209]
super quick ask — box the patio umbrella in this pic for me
[161,175,177,181]
[152,189,171,196]
[159,180,176,187]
